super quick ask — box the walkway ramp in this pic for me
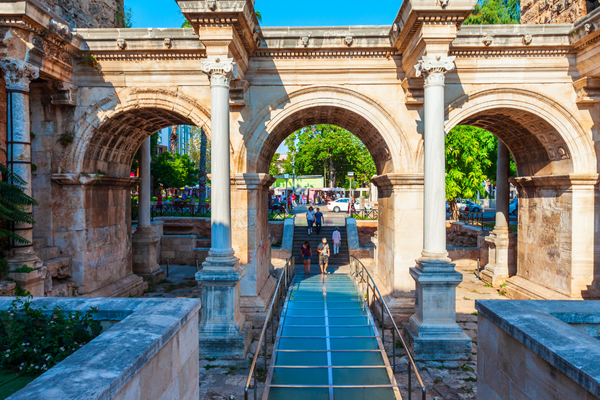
[263,273,401,400]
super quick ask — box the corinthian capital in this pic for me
[201,58,238,88]
[415,56,456,87]
[0,59,39,92]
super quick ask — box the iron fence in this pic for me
[244,257,295,400]
[350,256,434,400]
[351,207,379,220]
[268,209,290,221]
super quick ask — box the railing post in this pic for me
[253,367,257,400]
[392,328,396,373]
[264,322,268,372]
[408,362,412,400]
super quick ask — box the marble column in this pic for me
[196,58,250,359]
[482,139,516,286]
[0,58,43,270]
[131,137,164,282]
[404,56,471,361]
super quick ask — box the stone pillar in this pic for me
[0,58,43,270]
[131,137,164,282]
[404,56,471,361]
[482,139,516,286]
[196,58,250,359]
[233,173,278,324]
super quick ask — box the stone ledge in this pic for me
[0,297,201,400]
[476,300,600,397]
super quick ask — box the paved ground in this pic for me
[140,262,508,399]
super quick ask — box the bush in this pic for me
[0,297,102,374]
[151,196,158,201]
[0,258,8,279]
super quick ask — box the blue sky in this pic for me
[125,0,402,28]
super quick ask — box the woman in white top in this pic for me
[306,206,316,235]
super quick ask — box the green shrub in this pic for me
[0,297,102,374]
[10,265,37,274]
[151,196,158,201]
[0,258,8,279]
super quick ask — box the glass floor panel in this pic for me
[285,309,327,316]
[268,387,330,400]
[327,309,368,317]
[271,368,329,385]
[274,351,328,366]
[329,338,379,350]
[332,368,391,385]
[278,338,328,350]
[333,387,397,400]
[328,316,371,325]
[331,351,385,366]
[328,326,374,336]
[281,326,327,337]
[283,316,326,325]
[286,301,325,308]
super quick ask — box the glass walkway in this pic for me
[263,273,402,400]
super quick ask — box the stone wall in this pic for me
[157,217,211,239]
[160,235,199,265]
[37,0,126,29]
[521,0,589,24]
[268,221,284,246]
[476,300,600,400]
[357,220,377,248]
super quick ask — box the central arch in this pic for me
[237,85,414,175]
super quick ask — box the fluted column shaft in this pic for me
[1,58,42,268]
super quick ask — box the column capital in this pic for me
[201,57,238,88]
[415,56,455,87]
[0,58,39,92]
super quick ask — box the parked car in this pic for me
[327,198,373,213]
[448,199,482,213]
[509,199,518,216]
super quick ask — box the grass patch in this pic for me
[500,283,507,288]
[471,311,478,316]
[462,386,474,394]
[461,377,477,382]
[204,364,217,370]
[499,291,507,297]
[433,377,443,384]
[484,283,493,288]
[224,366,237,376]
[395,340,404,349]
[461,364,475,373]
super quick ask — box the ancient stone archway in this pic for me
[237,85,414,176]
[443,88,599,300]
[444,88,596,176]
[64,88,212,177]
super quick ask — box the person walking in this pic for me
[318,237,330,274]
[306,206,316,235]
[301,241,312,275]
[157,190,163,215]
[314,207,324,235]
[332,227,341,255]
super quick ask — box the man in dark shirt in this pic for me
[314,208,324,234]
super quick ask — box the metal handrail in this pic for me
[350,256,434,400]
[244,257,295,400]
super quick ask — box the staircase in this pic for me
[33,237,76,297]
[292,224,350,273]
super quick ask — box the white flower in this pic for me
[5,354,8,357]
[59,347,65,352]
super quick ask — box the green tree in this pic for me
[186,127,210,205]
[0,151,37,246]
[269,153,281,176]
[279,125,376,188]
[151,151,199,189]
[464,0,519,25]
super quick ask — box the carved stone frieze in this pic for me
[49,82,78,106]
[49,19,72,41]
[522,35,533,45]
[415,56,455,86]
[164,37,172,48]
[116,38,127,50]
[573,77,600,104]
[300,36,310,47]
[345,36,354,47]
[0,58,39,91]
[483,35,493,46]
[201,57,238,88]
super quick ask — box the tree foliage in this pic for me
[0,152,38,246]
[269,153,282,176]
[445,126,496,202]
[279,125,376,188]
[464,0,520,25]
[151,151,199,189]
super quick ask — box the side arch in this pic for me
[444,88,597,176]
[62,87,212,177]
[236,85,414,175]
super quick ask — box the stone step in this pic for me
[196,239,210,247]
[33,237,48,250]
[36,246,61,262]
[46,279,78,297]
[45,257,72,279]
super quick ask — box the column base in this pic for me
[406,258,472,361]
[132,227,162,279]
[403,321,472,361]
[198,321,253,360]
[482,229,516,287]
[7,248,44,271]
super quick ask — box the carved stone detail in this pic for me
[345,36,354,47]
[50,82,78,106]
[207,0,217,11]
[300,36,310,47]
[201,58,237,88]
[117,38,127,50]
[483,35,494,46]
[522,35,533,45]
[164,38,172,48]
[49,19,72,41]
[438,0,449,8]
[415,56,455,87]
[0,59,39,91]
